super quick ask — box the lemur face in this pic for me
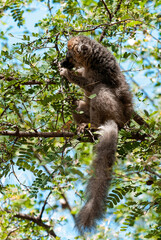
[60,36,91,69]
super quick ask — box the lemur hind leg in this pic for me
[72,100,90,133]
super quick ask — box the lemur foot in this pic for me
[77,123,87,134]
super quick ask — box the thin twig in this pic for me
[122,68,145,72]
[2,208,57,238]
[34,150,76,221]
[145,166,161,178]
[149,32,161,43]
[55,33,60,57]
[0,74,56,85]
[122,66,155,106]
[70,19,137,33]
[47,0,52,15]
[70,19,160,33]
[5,228,19,240]
[0,106,9,117]
[13,212,57,237]
[39,191,52,220]
[99,27,107,42]
[114,0,123,15]
[11,165,30,191]
[101,0,112,21]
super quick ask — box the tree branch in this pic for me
[0,130,74,138]
[0,112,149,141]
[13,212,57,237]
[0,105,9,117]
[133,111,149,127]
[34,150,76,221]
[70,19,137,33]
[0,74,56,85]
[114,0,123,15]
[128,131,149,141]
[5,227,19,240]
[47,0,52,15]
[100,0,112,21]
[145,166,161,178]
[99,27,107,42]
[70,19,159,34]
[20,80,56,85]
[38,191,52,220]
[3,209,57,238]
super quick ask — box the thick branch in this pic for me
[133,111,149,127]
[0,130,74,138]
[128,131,148,141]
[0,111,149,141]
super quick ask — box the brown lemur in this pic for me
[59,35,133,232]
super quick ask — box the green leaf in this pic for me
[8,33,14,37]
[88,94,96,99]
[70,168,84,177]
[123,52,131,59]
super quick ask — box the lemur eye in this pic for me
[77,44,89,56]
[80,44,88,53]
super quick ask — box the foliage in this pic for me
[0,0,161,239]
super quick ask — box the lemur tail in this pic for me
[75,120,118,233]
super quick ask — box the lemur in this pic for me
[59,35,133,233]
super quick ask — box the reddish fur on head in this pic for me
[67,37,78,50]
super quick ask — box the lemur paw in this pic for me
[58,63,69,77]
[59,67,69,77]
[77,123,87,134]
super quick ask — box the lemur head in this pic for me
[60,36,92,69]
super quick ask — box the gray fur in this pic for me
[76,120,118,232]
[59,35,133,232]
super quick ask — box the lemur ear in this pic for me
[77,44,91,55]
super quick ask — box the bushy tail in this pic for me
[76,120,118,233]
